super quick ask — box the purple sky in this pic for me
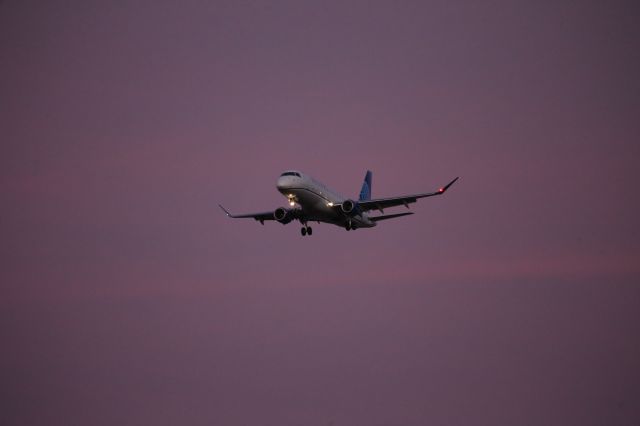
[2,1,639,425]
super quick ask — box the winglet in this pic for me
[218,204,232,217]
[438,177,459,193]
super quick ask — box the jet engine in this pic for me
[340,199,359,215]
[274,207,294,224]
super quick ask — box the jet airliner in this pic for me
[219,170,458,236]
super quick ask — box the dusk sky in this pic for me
[2,1,639,425]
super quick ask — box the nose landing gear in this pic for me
[300,226,313,236]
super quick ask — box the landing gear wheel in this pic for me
[301,227,307,236]
[345,222,352,231]
[306,226,313,236]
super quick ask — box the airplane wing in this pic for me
[358,177,458,212]
[219,204,276,224]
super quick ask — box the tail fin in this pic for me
[359,170,372,201]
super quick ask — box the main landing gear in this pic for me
[345,221,357,231]
[301,226,313,236]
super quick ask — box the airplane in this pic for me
[219,170,458,236]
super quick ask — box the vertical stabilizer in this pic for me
[359,170,372,201]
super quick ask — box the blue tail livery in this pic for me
[359,170,372,201]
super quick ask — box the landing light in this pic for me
[328,202,334,207]
[289,201,295,206]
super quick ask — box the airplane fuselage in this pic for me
[276,171,376,228]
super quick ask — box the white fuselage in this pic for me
[276,171,376,228]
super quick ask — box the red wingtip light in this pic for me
[439,188,444,193]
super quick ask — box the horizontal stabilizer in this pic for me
[370,212,414,222]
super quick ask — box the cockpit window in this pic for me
[280,172,301,177]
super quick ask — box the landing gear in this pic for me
[345,220,356,231]
[300,226,313,236]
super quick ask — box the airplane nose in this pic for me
[276,177,287,190]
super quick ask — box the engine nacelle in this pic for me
[341,199,359,216]
[274,207,293,224]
